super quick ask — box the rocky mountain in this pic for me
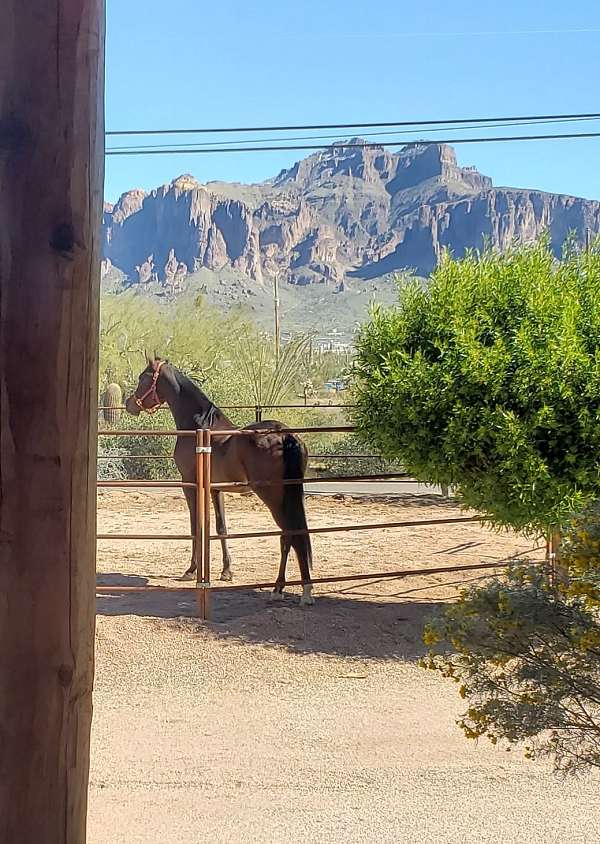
[102,142,600,332]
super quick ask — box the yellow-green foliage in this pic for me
[560,501,600,607]
[422,565,600,773]
[99,294,254,406]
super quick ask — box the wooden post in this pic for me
[195,429,206,619]
[273,270,281,365]
[0,3,104,843]
[202,429,212,621]
[550,529,568,589]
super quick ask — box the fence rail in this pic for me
[95,422,507,621]
[96,561,507,595]
[98,453,387,460]
[98,402,353,425]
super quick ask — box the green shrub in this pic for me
[310,433,406,477]
[353,239,600,533]
[423,563,600,774]
[100,412,177,481]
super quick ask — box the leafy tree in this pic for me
[352,239,600,772]
[98,293,254,404]
[353,240,600,534]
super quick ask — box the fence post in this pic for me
[201,428,212,620]
[255,404,263,423]
[549,529,567,589]
[195,429,206,619]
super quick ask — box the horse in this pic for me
[124,357,315,605]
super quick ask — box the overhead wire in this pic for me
[106,111,600,137]
[106,116,600,152]
[106,130,600,156]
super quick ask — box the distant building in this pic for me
[313,338,352,353]
[323,379,348,393]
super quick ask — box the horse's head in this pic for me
[125,355,171,416]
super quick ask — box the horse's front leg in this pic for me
[212,490,233,581]
[182,486,197,580]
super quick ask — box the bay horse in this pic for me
[124,357,314,605]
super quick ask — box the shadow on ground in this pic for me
[312,493,458,508]
[96,572,445,661]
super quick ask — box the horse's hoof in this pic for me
[300,585,315,607]
[269,590,285,602]
[180,571,196,581]
[219,569,233,582]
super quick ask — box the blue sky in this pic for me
[105,0,600,203]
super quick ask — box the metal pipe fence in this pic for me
[96,422,513,622]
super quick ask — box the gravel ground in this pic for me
[89,491,600,843]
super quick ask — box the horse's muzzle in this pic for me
[124,394,141,416]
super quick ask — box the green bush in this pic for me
[559,500,600,608]
[100,412,177,481]
[353,239,600,533]
[310,433,406,477]
[96,439,128,481]
[423,563,600,774]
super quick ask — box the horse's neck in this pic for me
[169,373,234,432]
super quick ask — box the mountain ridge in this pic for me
[102,142,600,323]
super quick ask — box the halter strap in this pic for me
[135,361,165,413]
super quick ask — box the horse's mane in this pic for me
[172,366,229,427]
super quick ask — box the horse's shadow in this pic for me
[97,572,200,620]
[96,572,446,660]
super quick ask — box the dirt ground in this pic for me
[90,490,600,843]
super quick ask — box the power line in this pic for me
[106,116,600,152]
[106,111,600,137]
[106,131,600,156]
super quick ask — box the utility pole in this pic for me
[273,267,281,366]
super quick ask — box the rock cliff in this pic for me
[103,143,600,288]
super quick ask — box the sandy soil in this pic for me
[90,491,600,843]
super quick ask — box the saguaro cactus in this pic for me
[102,382,123,427]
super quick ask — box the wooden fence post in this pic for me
[195,429,206,619]
[0,2,105,842]
[202,429,212,620]
[550,529,568,588]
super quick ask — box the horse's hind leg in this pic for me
[269,536,291,601]
[182,486,197,580]
[212,491,233,581]
[296,541,314,606]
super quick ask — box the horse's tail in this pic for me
[282,433,312,571]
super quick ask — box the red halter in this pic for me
[135,361,165,414]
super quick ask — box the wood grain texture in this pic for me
[0,2,104,842]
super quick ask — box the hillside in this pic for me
[102,142,600,338]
